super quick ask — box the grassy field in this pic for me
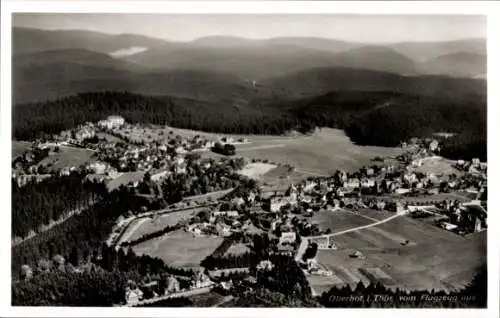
[315,215,486,292]
[36,146,96,172]
[238,163,277,179]
[12,141,32,158]
[96,132,124,143]
[365,192,472,204]
[202,128,400,176]
[105,171,146,191]
[260,166,312,193]
[124,207,207,242]
[188,291,226,307]
[132,229,223,268]
[235,128,401,175]
[303,209,375,233]
[355,208,395,221]
[408,156,460,176]
[307,274,346,296]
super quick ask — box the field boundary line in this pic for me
[305,210,409,240]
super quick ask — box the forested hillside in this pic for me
[13,90,486,160]
[12,175,106,239]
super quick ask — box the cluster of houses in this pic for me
[263,151,486,218]
[125,271,213,305]
[426,200,488,234]
[186,210,254,238]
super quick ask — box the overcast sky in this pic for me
[13,14,486,43]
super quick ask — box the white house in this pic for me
[344,178,360,189]
[125,288,143,305]
[212,211,239,218]
[98,115,125,130]
[279,231,296,245]
[257,260,275,272]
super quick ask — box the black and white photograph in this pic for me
[1,1,498,317]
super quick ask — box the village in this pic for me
[12,115,488,305]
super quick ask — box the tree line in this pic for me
[120,223,183,247]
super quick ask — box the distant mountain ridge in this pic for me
[12,27,170,55]
[12,27,486,104]
[417,52,486,78]
[13,27,486,79]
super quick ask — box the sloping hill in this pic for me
[13,28,487,79]
[125,43,420,79]
[124,43,344,79]
[417,52,486,78]
[328,45,418,75]
[13,49,145,71]
[192,36,362,52]
[12,27,169,55]
[260,67,485,100]
[388,38,486,62]
[13,57,269,104]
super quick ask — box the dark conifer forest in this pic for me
[12,174,106,239]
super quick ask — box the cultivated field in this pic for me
[12,141,32,158]
[132,229,223,268]
[315,215,486,292]
[36,146,96,172]
[123,207,207,242]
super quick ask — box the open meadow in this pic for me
[12,141,32,158]
[105,171,146,191]
[408,156,461,176]
[201,128,401,177]
[303,209,376,233]
[36,146,96,172]
[260,167,313,194]
[238,163,277,179]
[96,132,124,143]
[132,229,223,269]
[314,215,486,293]
[236,128,401,175]
[123,207,207,242]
